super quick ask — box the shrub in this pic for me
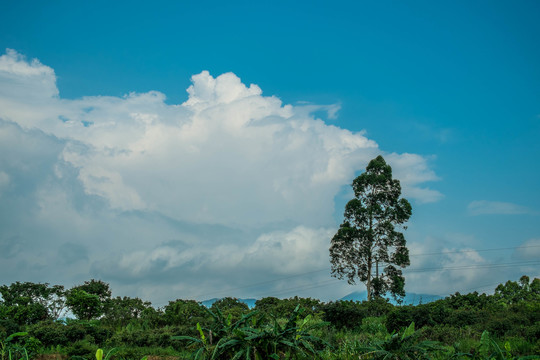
[65,338,97,358]
[64,320,110,345]
[28,321,68,347]
[107,327,180,349]
[321,301,365,329]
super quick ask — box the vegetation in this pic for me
[329,155,412,302]
[0,276,539,359]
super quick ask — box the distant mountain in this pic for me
[200,293,442,309]
[201,298,257,309]
[340,291,442,305]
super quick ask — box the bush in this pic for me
[255,296,322,319]
[321,300,365,329]
[64,320,110,345]
[65,338,97,358]
[112,345,184,359]
[420,324,474,345]
[385,306,413,332]
[28,321,68,347]
[163,299,208,328]
[0,319,21,340]
[107,326,181,349]
[359,298,394,318]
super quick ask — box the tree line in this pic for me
[0,276,538,358]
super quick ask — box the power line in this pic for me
[405,260,540,273]
[409,244,540,257]
[255,262,539,300]
[192,245,540,299]
[254,279,341,299]
[446,282,504,295]
[192,267,331,299]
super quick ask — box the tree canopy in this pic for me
[329,155,412,301]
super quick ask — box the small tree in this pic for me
[65,289,102,320]
[0,282,66,323]
[66,279,111,320]
[330,155,412,301]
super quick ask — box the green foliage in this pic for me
[357,322,445,360]
[66,280,112,321]
[0,318,21,340]
[385,304,435,333]
[330,155,412,302]
[359,317,388,340]
[163,299,210,328]
[321,301,366,329]
[108,325,180,348]
[66,338,98,358]
[477,330,506,360]
[0,282,66,322]
[66,290,103,321]
[94,347,117,360]
[209,297,249,323]
[494,276,540,306]
[102,296,153,328]
[254,297,280,314]
[28,320,68,347]
[0,332,30,360]
[255,296,322,319]
[108,345,183,360]
[64,320,110,345]
[0,303,47,327]
[174,305,329,359]
[2,276,540,358]
[445,291,494,310]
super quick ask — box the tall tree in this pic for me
[329,155,412,301]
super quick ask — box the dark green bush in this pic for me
[65,338,98,358]
[321,300,366,329]
[386,306,413,332]
[386,304,435,332]
[0,318,21,339]
[163,299,209,328]
[360,297,394,318]
[254,296,322,319]
[420,324,475,345]
[28,320,68,347]
[108,326,181,349]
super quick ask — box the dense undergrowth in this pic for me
[1,276,538,359]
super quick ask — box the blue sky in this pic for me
[0,0,539,306]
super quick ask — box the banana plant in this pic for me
[173,305,329,359]
[95,348,118,360]
[357,322,444,360]
[172,306,259,359]
[0,332,29,360]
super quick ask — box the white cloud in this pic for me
[244,226,334,274]
[468,200,531,216]
[0,171,9,192]
[0,49,443,304]
[387,153,443,204]
[513,238,540,261]
[0,49,441,227]
[403,231,514,297]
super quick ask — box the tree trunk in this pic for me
[367,255,372,301]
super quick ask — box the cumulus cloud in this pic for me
[404,234,499,296]
[468,200,532,216]
[0,171,9,193]
[0,49,442,304]
[386,153,443,204]
[513,239,540,261]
